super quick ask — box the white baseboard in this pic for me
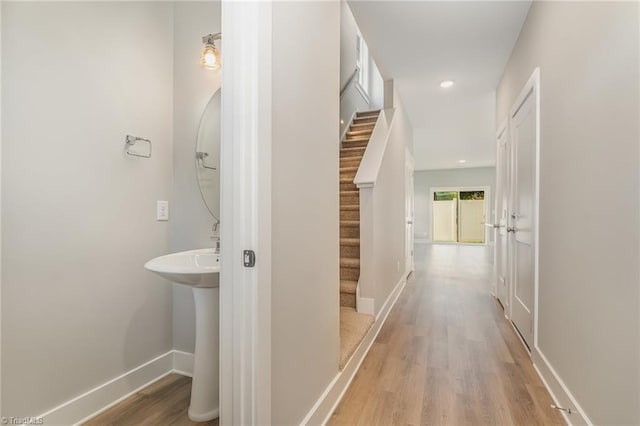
[533,347,592,426]
[37,350,195,426]
[301,273,408,425]
[355,282,374,316]
[173,350,195,377]
[356,297,374,316]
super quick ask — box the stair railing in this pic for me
[340,66,360,99]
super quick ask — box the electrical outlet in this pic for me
[157,200,169,221]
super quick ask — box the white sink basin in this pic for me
[144,248,220,288]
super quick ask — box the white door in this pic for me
[405,149,414,272]
[509,81,538,349]
[495,126,510,311]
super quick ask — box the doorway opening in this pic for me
[431,186,489,244]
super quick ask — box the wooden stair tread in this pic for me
[340,166,358,172]
[340,258,360,268]
[340,280,357,294]
[350,122,376,129]
[340,220,360,227]
[341,146,366,152]
[344,135,371,141]
[340,190,359,195]
[340,177,354,183]
[340,238,360,246]
[340,204,359,211]
[347,130,372,136]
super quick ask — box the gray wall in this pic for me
[496,2,639,424]
[271,2,341,424]
[414,167,496,242]
[171,1,221,354]
[339,2,384,136]
[1,2,174,416]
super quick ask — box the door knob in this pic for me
[507,227,517,233]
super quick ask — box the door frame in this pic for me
[507,67,541,352]
[494,119,509,306]
[405,147,414,273]
[429,185,491,245]
[219,2,272,424]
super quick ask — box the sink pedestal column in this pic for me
[188,287,219,421]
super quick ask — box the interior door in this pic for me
[405,149,414,272]
[495,127,510,311]
[509,85,537,348]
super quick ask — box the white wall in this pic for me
[171,1,221,354]
[371,90,413,312]
[1,2,174,417]
[271,2,341,424]
[414,167,495,242]
[496,2,639,424]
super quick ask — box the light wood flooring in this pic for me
[328,243,565,426]
[83,374,218,426]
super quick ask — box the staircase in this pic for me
[339,110,380,309]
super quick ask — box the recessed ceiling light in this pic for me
[458,159,467,163]
[440,80,454,88]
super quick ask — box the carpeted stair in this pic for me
[339,110,380,309]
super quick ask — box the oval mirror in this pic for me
[195,88,221,222]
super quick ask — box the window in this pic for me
[356,34,370,99]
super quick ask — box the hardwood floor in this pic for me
[329,243,565,426]
[83,374,218,426]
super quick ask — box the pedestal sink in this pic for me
[144,249,220,421]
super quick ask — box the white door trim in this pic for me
[220,2,272,424]
[494,119,509,307]
[405,147,414,273]
[508,67,540,352]
[429,185,491,245]
[0,1,3,416]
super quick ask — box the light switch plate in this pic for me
[157,200,169,221]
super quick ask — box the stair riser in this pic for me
[340,292,356,309]
[341,245,360,258]
[340,267,360,281]
[340,182,357,191]
[340,151,365,159]
[357,111,380,118]
[340,193,359,205]
[353,117,377,124]
[340,210,360,221]
[340,159,361,168]
[340,226,359,239]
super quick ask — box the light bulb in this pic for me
[201,44,221,70]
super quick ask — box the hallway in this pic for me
[329,244,564,426]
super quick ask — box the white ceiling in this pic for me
[348,1,531,170]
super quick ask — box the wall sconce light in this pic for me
[201,33,222,70]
